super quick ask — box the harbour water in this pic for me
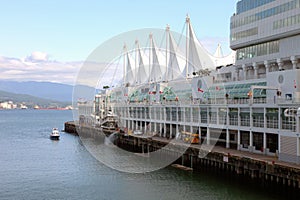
[0,110,297,200]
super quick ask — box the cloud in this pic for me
[0,52,82,85]
[25,51,49,62]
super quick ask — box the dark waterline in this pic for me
[0,110,297,199]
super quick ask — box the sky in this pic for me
[0,0,238,84]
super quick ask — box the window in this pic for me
[236,40,279,60]
[273,13,300,30]
[233,0,300,28]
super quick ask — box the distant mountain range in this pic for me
[0,81,95,102]
[0,90,70,108]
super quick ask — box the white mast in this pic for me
[149,33,152,83]
[165,24,170,82]
[123,43,126,86]
[185,14,190,78]
[135,40,148,84]
[166,28,183,81]
[135,39,138,85]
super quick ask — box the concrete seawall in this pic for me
[64,121,79,135]
[64,121,300,189]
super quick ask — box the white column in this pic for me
[279,108,282,131]
[297,115,300,133]
[217,108,220,125]
[226,129,230,148]
[235,67,240,81]
[183,107,186,123]
[263,132,267,154]
[169,124,172,139]
[226,107,229,126]
[159,123,162,137]
[278,134,281,155]
[207,127,210,145]
[242,64,247,80]
[198,127,201,144]
[264,60,270,73]
[277,58,283,71]
[249,131,253,149]
[291,56,298,70]
[264,107,267,129]
[297,116,300,157]
[297,137,300,158]
[250,107,253,128]
[253,62,258,79]
[237,129,241,150]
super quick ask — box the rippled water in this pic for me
[0,110,296,199]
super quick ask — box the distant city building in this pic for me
[0,101,17,109]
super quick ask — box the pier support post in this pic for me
[131,120,134,131]
[159,123,162,137]
[237,130,241,150]
[249,131,253,151]
[226,129,230,149]
[263,132,267,154]
[207,128,210,145]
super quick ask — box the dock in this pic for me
[64,121,300,189]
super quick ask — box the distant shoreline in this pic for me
[0,108,72,111]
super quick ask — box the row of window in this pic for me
[237,0,275,15]
[273,13,300,30]
[231,27,258,42]
[231,0,300,29]
[236,40,279,60]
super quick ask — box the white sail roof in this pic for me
[166,30,185,81]
[182,17,236,77]
[149,36,164,82]
[183,18,215,77]
[125,16,236,84]
[210,43,236,67]
[214,44,223,57]
[136,43,149,85]
[124,50,135,86]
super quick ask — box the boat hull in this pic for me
[50,135,60,140]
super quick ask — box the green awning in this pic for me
[203,82,267,99]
